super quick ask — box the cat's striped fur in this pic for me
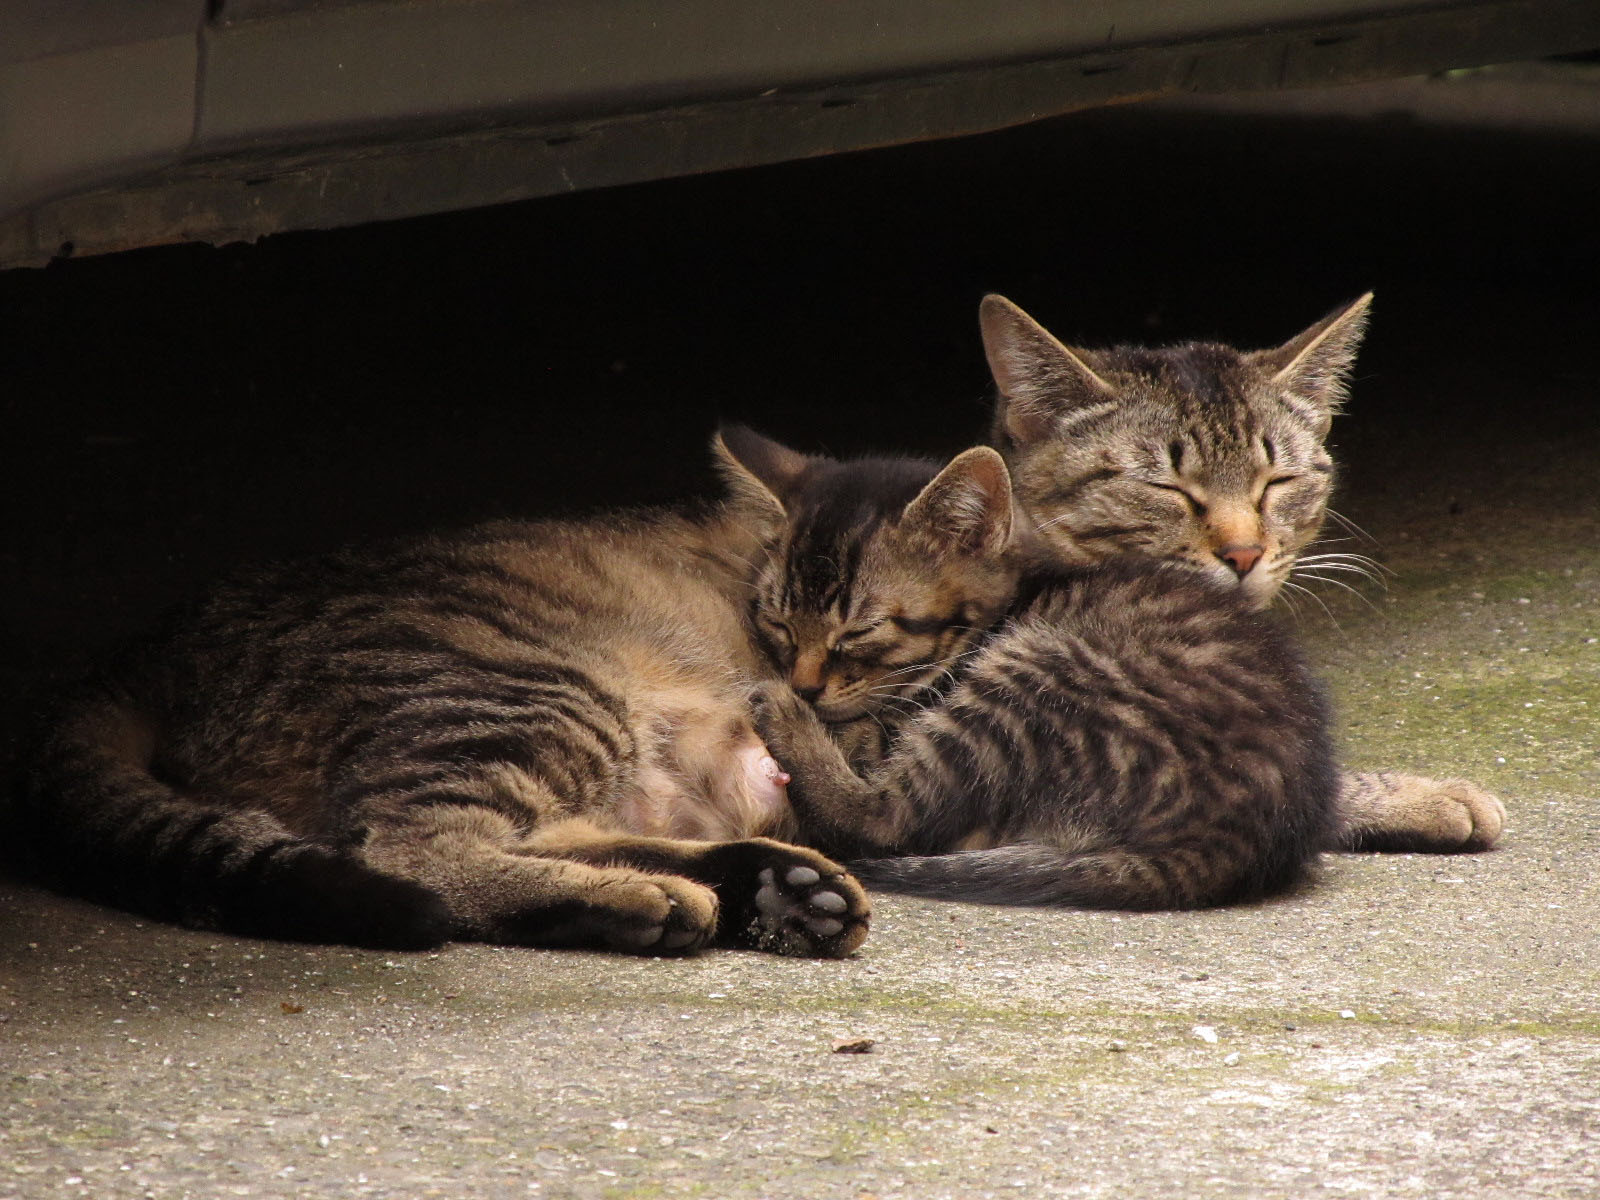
[728,431,1338,909]
[11,484,870,955]
[980,292,1503,854]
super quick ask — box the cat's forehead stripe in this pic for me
[779,458,940,613]
[1160,353,1230,405]
[785,522,861,612]
[1109,344,1242,406]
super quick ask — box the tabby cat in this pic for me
[978,292,1504,854]
[723,426,1339,908]
[11,480,870,955]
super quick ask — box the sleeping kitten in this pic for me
[979,293,1504,854]
[10,465,869,956]
[726,428,1338,908]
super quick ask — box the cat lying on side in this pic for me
[12,484,869,955]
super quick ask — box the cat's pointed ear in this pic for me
[712,423,814,522]
[900,446,1014,556]
[980,294,1116,444]
[1250,292,1373,433]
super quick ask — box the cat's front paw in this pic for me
[604,876,720,955]
[738,840,870,958]
[747,679,820,762]
[747,679,809,735]
[1335,770,1507,853]
[1421,777,1506,851]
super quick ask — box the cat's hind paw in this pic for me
[580,875,722,955]
[735,842,870,958]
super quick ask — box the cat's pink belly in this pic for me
[735,738,792,822]
[613,721,794,842]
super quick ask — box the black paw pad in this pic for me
[747,862,869,957]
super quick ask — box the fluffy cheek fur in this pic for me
[1253,479,1334,602]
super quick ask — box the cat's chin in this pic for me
[1239,575,1285,611]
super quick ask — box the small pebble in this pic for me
[831,1037,875,1054]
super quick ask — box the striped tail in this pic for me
[848,841,1307,910]
[10,689,454,950]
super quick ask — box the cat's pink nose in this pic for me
[1216,544,1264,578]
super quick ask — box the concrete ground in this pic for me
[6,449,1598,1199]
[3,81,1598,1199]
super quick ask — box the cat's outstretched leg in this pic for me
[1330,770,1505,853]
[344,717,867,955]
[360,809,723,953]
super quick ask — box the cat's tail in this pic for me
[8,684,455,950]
[847,840,1308,909]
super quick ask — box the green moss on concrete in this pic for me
[1295,538,1600,795]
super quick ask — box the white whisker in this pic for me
[1296,551,1392,576]
[1293,558,1389,587]
[1034,512,1078,533]
[1280,579,1341,631]
[1324,508,1378,543]
[1293,570,1384,614]
[874,661,943,682]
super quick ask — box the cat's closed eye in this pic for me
[889,614,952,635]
[833,624,884,651]
[1144,480,1207,517]
[1257,476,1301,507]
[757,615,796,658]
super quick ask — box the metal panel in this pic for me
[0,0,203,62]
[0,36,198,216]
[3,0,1599,266]
[194,0,1469,153]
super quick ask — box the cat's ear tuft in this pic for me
[712,424,813,523]
[1251,292,1373,434]
[980,294,1115,445]
[900,446,1014,556]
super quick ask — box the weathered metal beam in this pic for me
[3,0,1597,268]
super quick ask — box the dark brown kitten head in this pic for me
[715,426,1019,723]
[981,293,1371,610]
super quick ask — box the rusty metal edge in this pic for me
[3,0,1598,269]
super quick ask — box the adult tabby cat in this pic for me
[725,428,1338,908]
[978,292,1503,854]
[10,479,870,956]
